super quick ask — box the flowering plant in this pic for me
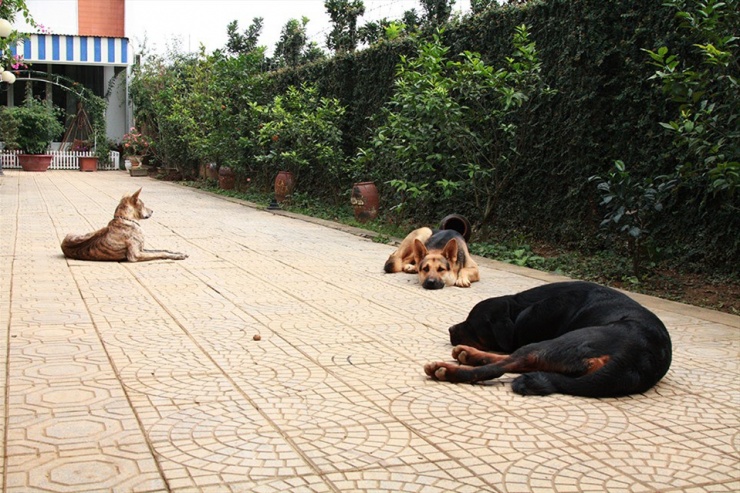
[0,1,35,65]
[121,128,150,156]
[72,139,91,152]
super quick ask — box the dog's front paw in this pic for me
[403,263,418,273]
[423,362,449,380]
[454,276,471,287]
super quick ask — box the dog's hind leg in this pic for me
[384,228,433,273]
[510,368,629,397]
[510,373,561,395]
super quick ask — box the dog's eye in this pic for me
[422,265,430,273]
[437,267,446,272]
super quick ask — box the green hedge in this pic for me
[259,0,738,273]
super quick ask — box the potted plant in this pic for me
[350,181,379,223]
[73,140,98,172]
[122,127,150,168]
[0,97,64,171]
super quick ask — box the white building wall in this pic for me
[14,0,78,34]
[104,66,128,142]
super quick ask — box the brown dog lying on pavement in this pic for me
[384,227,479,289]
[61,188,188,262]
[424,281,672,397]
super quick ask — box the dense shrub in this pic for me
[254,84,351,202]
[357,26,554,225]
[130,47,268,179]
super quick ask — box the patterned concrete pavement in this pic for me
[1,169,738,493]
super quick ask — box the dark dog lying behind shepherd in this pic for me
[424,281,672,397]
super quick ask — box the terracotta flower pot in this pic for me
[78,156,98,172]
[218,166,235,190]
[18,154,53,172]
[351,181,379,223]
[439,214,472,242]
[274,171,295,202]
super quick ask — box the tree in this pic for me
[225,17,263,55]
[419,0,455,26]
[401,9,422,32]
[273,17,310,68]
[358,19,388,45]
[303,41,327,64]
[470,0,495,15]
[359,18,408,45]
[325,0,365,54]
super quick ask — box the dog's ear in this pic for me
[441,238,459,263]
[412,238,428,265]
[131,188,142,201]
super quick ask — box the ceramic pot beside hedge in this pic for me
[0,98,64,172]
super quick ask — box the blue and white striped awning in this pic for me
[8,34,130,66]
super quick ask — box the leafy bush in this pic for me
[470,242,546,269]
[2,98,64,154]
[254,83,351,202]
[0,107,20,150]
[644,0,739,196]
[130,47,268,178]
[589,160,677,277]
[357,26,553,225]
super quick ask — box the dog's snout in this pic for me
[449,324,462,345]
[422,278,445,290]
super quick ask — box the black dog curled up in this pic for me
[424,281,672,397]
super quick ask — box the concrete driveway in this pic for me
[1,169,738,492]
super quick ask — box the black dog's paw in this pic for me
[511,373,557,396]
[423,362,448,380]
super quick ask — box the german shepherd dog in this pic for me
[424,281,672,397]
[384,227,479,289]
[61,188,188,262]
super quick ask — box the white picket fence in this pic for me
[0,149,121,171]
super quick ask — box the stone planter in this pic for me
[78,156,98,172]
[18,154,53,172]
[351,181,379,223]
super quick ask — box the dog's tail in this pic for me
[384,257,401,273]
